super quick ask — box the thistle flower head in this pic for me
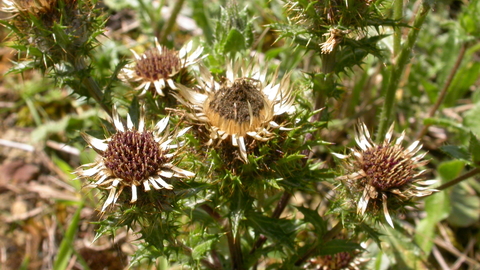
[2,0,55,14]
[75,106,194,211]
[120,39,204,97]
[305,251,369,270]
[335,123,437,227]
[174,59,295,163]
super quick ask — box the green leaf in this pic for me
[245,212,298,251]
[385,225,429,270]
[464,103,480,138]
[6,60,37,74]
[229,187,252,237]
[415,190,449,254]
[191,1,214,44]
[359,223,382,248]
[460,0,480,37]
[53,202,84,270]
[447,179,480,227]
[192,237,217,261]
[446,62,480,105]
[128,96,141,129]
[415,160,463,254]
[423,118,471,138]
[439,145,471,162]
[223,28,246,53]
[318,239,363,256]
[296,206,327,237]
[438,160,465,182]
[469,132,480,165]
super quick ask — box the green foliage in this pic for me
[53,202,85,270]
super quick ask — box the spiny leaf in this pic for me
[245,211,299,251]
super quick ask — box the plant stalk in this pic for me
[74,57,112,117]
[159,0,185,44]
[226,222,245,270]
[437,167,480,191]
[376,1,431,141]
[393,0,404,56]
[416,42,468,141]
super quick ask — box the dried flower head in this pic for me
[120,39,204,97]
[174,59,295,163]
[2,0,54,14]
[75,106,194,211]
[335,123,437,227]
[305,251,369,270]
[321,28,348,54]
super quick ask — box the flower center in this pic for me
[209,78,265,124]
[135,48,181,81]
[104,131,164,184]
[361,144,414,191]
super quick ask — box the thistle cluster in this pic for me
[0,0,448,268]
[1,0,103,69]
[73,50,299,213]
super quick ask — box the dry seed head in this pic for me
[120,39,204,97]
[335,123,436,227]
[306,251,367,270]
[74,106,194,211]
[174,59,295,163]
[2,0,59,15]
[359,143,417,191]
[134,47,181,83]
[205,78,268,136]
[104,130,166,185]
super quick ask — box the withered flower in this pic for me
[334,123,437,227]
[120,39,204,97]
[75,106,194,211]
[2,0,54,14]
[321,28,348,54]
[174,59,295,163]
[305,251,369,270]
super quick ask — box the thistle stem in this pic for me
[74,58,112,117]
[376,1,431,141]
[437,167,480,191]
[226,224,245,270]
[415,42,468,141]
[159,0,185,44]
[393,0,403,56]
[201,204,243,269]
[294,222,344,266]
